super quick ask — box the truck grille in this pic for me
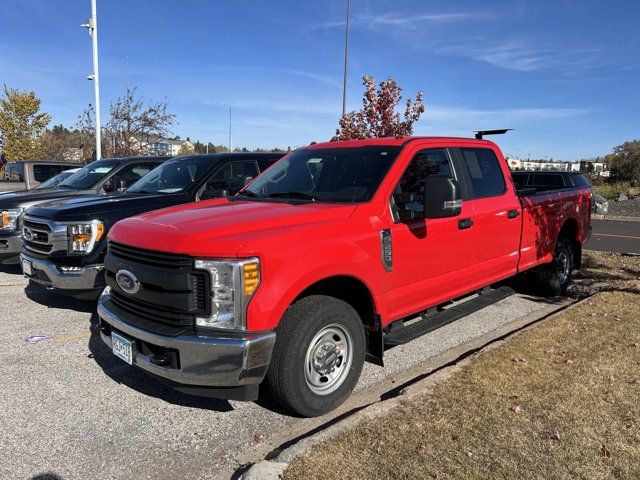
[109,242,192,269]
[23,219,54,254]
[105,241,210,330]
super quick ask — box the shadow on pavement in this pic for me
[31,474,64,480]
[0,263,22,275]
[24,281,96,313]
[87,313,237,413]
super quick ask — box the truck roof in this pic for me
[305,136,498,150]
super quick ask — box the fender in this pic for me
[246,255,387,331]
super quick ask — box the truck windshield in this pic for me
[127,157,213,194]
[242,146,401,203]
[58,159,119,190]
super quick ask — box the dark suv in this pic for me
[20,152,285,299]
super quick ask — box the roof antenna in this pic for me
[475,129,513,140]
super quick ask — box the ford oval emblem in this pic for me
[115,269,140,295]
[23,228,34,241]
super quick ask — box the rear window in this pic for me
[461,148,506,198]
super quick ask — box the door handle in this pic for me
[458,218,474,230]
[507,209,520,219]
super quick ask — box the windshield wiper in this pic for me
[56,184,76,190]
[268,191,322,202]
[236,190,261,198]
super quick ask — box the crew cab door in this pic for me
[451,147,521,285]
[387,147,474,320]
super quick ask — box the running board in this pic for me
[383,286,515,348]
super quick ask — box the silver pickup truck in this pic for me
[0,161,82,193]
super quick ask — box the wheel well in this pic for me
[294,276,376,328]
[559,219,582,268]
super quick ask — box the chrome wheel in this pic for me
[304,324,353,395]
[556,247,571,284]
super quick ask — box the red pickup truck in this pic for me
[98,136,591,416]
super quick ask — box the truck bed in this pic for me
[517,186,592,271]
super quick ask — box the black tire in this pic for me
[535,235,574,296]
[266,295,365,417]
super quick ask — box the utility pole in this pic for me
[341,0,351,117]
[82,0,102,159]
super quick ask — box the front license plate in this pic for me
[22,259,32,277]
[112,332,133,365]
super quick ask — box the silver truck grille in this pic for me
[22,216,68,255]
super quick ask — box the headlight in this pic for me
[67,220,105,254]
[1,208,24,232]
[194,258,261,330]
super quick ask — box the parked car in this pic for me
[20,152,285,299]
[0,157,166,265]
[0,160,82,193]
[97,136,592,416]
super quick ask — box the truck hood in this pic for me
[109,199,357,257]
[0,188,94,210]
[26,193,185,223]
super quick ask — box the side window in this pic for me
[461,148,506,198]
[33,164,52,182]
[110,163,156,191]
[511,173,529,188]
[571,174,591,188]
[532,174,564,187]
[230,161,259,193]
[201,161,259,199]
[395,149,453,215]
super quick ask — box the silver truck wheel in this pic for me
[304,324,353,395]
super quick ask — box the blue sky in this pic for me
[1,0,638,160]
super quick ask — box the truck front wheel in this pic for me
[266,295,365,417]
[535,235,574,296]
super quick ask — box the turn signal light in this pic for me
[1,212,8,228]
[243,262,260,296]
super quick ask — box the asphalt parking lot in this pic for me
[0,265,566,480]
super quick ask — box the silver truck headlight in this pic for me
[1,208,24,232]
[194,258,260,330]
[67,220,105,254]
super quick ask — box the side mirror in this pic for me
[244,176,253,185]
[423,176,462,218]
[102,182,113,193]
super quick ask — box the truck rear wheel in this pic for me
[535,235,574,296]
[266,295,365,417]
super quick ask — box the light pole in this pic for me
[81,0,102,160]
[341,0,351,116]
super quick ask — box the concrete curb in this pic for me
[591,214,640,222]
[238,294,597,480]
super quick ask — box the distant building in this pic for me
[130,136,194,156]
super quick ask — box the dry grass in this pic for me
[285,252,640,480]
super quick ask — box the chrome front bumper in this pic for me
[20,252,104,290]
[97,294,276,388]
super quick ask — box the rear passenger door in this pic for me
[453,147,521,285]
